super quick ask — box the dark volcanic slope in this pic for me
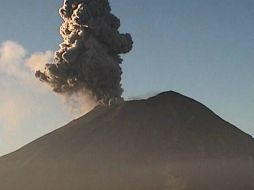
[0,91,253,190]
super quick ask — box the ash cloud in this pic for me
[36,0,133,105]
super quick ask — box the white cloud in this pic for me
[0,41,55,155]
[0,41,28,81]
[0,94,30,131]
[0,40,94,156]
[26,51,54,72]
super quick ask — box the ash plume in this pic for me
[35,0,133,105]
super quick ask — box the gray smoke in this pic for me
[35,0,133,105]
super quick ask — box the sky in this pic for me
[0,0,253,156]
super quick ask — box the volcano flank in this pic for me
[0,91,253,190]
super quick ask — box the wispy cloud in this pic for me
[0,41,55,155]
[0,40,97,156]
[0,41,29,82]
[25,50,53,72]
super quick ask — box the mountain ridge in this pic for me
[0,91,253,190]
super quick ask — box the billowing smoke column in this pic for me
[35,0,133,105]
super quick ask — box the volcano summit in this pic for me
[0,91,253,190]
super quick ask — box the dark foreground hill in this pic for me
[0,91,253,190]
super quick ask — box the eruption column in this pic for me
[36,0,133,105]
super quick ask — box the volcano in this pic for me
[0,91,253,190]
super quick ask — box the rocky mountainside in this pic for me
[0,91,253,190]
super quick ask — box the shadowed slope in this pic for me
[0,91,253,190]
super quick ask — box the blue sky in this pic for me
[0,0,253,156]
